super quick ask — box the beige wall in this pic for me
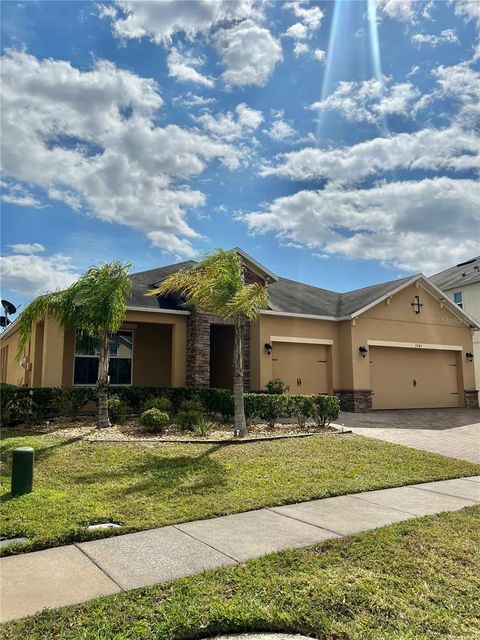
[253,314,339,391]
[132,323,172,387]
[0,327,25,385]
[351,282,476,393]
[125,311,187,387]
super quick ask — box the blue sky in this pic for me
[1,0,479,317]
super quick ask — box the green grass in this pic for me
[3,506,479,639]
[1,427,479,555]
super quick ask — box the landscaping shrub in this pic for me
[310,394,340,427]
[139,408,169,432]
[177,410,202,430]
[209,388,234,421]
[142,397,172,414]
[193,418,213,437]
[244,392,340,429]
[107,395,126,425]
[179,398,203,413]
[288,394,313,428]
[244,393,289,428]
[266,378,289,394]
[1,384,92,425]
[55,387,95,419]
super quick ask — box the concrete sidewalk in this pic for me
[1,476,479,623]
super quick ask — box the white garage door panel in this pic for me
[272,342,329,394]
[371,347,460,410]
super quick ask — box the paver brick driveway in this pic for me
[338,408,480,464]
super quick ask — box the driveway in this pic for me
[338,408,480,464]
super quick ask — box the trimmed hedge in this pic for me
[244,393,340,428]
[1,383,340,428]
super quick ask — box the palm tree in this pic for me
[17,261,132,428]
[148,249,268,437]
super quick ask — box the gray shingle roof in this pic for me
[128,259,417,319]
[430,257,480,290]
[127,261,196,310]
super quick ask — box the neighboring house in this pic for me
[1,248,478,411]
[431,257,480,392]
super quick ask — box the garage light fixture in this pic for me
[359,346,368,358]
[466,352,474,362]
[264,342,273,355]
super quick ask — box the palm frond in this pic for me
[145,249,268,321]
[16,261,132,360]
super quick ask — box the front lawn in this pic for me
[1,426,479,555]
[3,506,479,639]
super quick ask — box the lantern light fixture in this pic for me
[264,342,273,356]
[466,352,474,362]
[359,346,368,358]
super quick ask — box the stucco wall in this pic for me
[254,314,339,391]
[351,282,476,393]
[0,326,24,385]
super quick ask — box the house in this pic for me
[430,257,480,391]
[1,248,478,411]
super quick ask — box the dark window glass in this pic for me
[109,358,132,385]
[73,357,98,385]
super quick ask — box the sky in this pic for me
[1,0,479,318]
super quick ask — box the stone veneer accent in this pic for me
[334,389,373,413]
[185,265,263,389]
[464,389,479,409]
[186,309,251,390]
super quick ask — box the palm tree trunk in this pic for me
[233,317,247,437]
[97,331,111,429]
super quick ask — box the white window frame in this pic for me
[453,291,463,309]
[73,330,134,386]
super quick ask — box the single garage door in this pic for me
[370,347,460,410]
[272,342,329,394]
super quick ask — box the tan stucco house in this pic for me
[1,248,478,411]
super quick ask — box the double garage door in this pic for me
[370,346,460,410]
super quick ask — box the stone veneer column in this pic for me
[464,389,479,409]
[186,309,251,390]
[334,389,373,412]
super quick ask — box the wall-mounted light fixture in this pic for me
[466,352,474,362]
[359,346,368,358]
[264,342,273,356]
[411,295,423,314]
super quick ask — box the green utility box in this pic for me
[11,447,34,496]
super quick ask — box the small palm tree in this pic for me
[147,249,269,437]
[17,261,132,428]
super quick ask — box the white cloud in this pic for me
[172,92,217,108]
[411,29,459,47]
[166,48,214,87]
[215,20,283,87]
[283,1,324,34]
[241,177,480,273]
[375,0,416,22]
[8,243,45,254]
[452,0,480,26]
[309,76,420,124]
[1,50,243,258]
[314,48,326,62]
[433,60,480,125]
[284,22,308,39]
[293,42,309,57]
[264,115,296,141]
[261,126,480,182]
[0,250,80,296]
[1,193,42,207]
[102,0,262,44]
[196,103,263,141]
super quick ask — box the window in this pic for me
[453,291,463,309]
[74,331,133,385]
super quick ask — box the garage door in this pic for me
[370,347,460,410]
[272,342,329,394]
